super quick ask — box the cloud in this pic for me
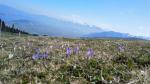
[60,14,88,25]
[98,24,114,29]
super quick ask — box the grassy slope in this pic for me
[0,32,150,84]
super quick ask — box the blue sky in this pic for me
[1,0,150,37]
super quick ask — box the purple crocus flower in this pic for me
[43,52,48,58]
[87,48,94,58]
[32,48,40,60]
[32,54,40,60]
[74,46,80,55]
[32,48,49,60]
[32,53,48,60]
[118,44,125,52]
[66,47,71,58]
[35,48,40,53]
[36,53,44,59]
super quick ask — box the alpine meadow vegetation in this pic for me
[0,33,150,84]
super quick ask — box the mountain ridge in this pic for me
[0,4,105,37]
[0,4,146,40]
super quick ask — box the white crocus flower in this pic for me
[9,53,14,59]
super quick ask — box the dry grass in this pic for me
[0,33,150,84]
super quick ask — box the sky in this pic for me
[0,0,150,37]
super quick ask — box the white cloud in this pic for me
[60,14,87,25]
[97,24,114,29]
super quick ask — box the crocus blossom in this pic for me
[35,48,40,53]
[9,53,14,59]
[74,46,80,54]
[66,47,71,57]
[32,48,49,60]
[118,44,125,52]
[43,52,48,58]
[87,48,94,57]
[32,54,39,60]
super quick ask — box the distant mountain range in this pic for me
[0,4,147,39]
[82,31,146,40]
[83,31,130,38]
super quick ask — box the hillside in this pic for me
[0,19,29,34]
[0,33,150,84]
[82,31,145,40]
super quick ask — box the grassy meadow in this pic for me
[0,33,150,84]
